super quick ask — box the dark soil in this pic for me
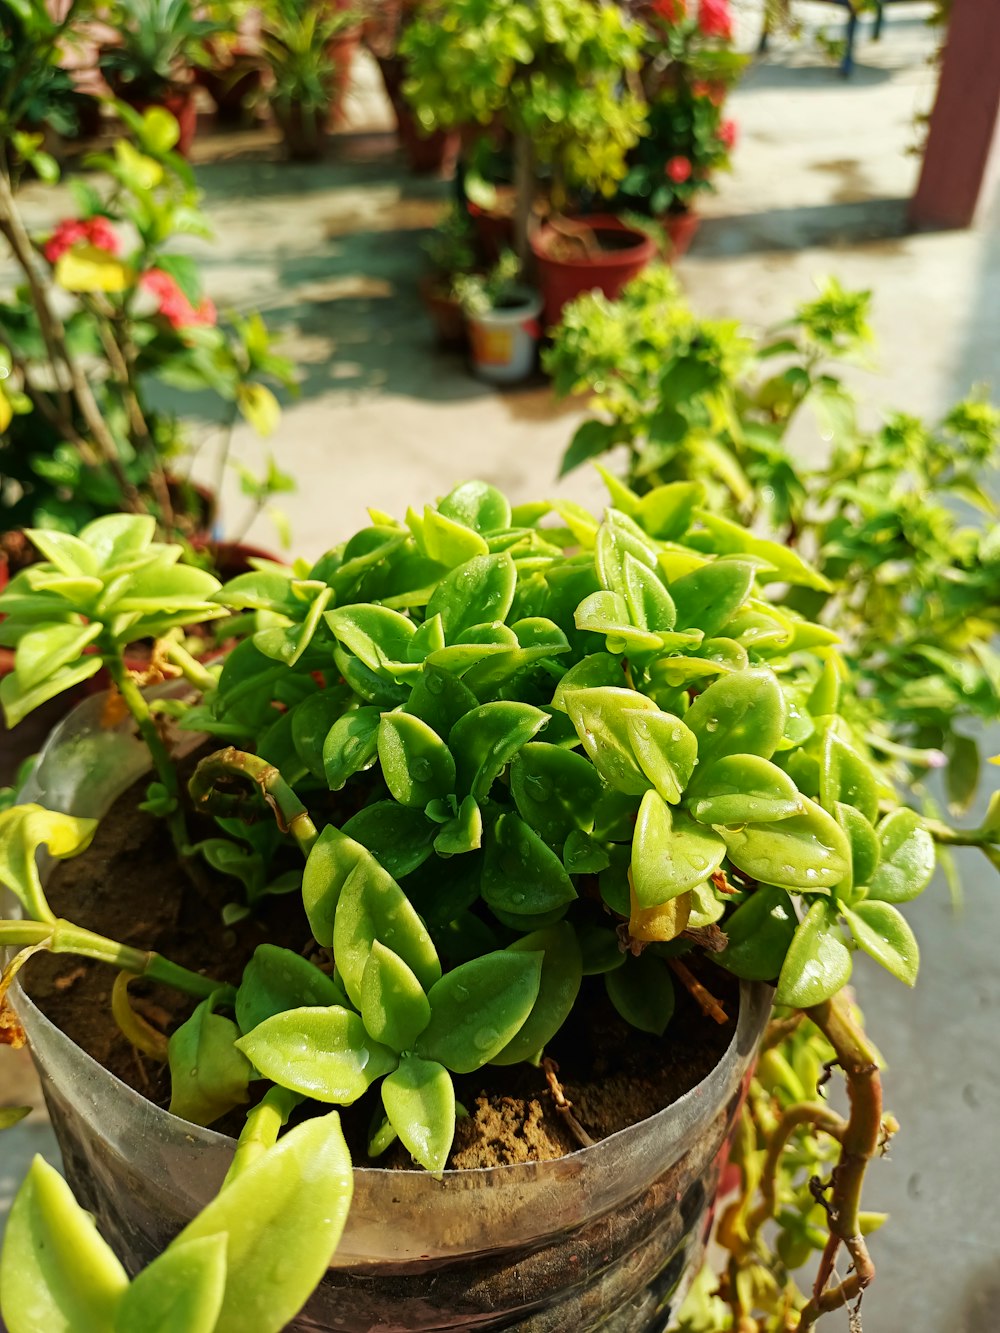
[542,227,647,263]
[24,768,737,1170]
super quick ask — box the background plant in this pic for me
[98,0,222,101]
[400,0,649,261]
[0,99,295,545]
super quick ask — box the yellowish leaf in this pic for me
[54,245,131,294]
[237,382,281,438]
[0,386,12,433]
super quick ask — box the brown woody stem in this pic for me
[189,748,319,857]
[797,992,883,1330]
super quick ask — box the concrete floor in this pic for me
[3,5,1000,1330]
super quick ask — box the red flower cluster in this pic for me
[691,78,727,107]
[719,118,738,150]
[43,216,120,264]
[665,155,693,183]
[140,268,217,330]
[698,0,733,40]
[650,0,686,21]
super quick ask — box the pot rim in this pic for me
[529,214,656,270]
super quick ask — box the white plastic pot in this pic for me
[8,697,772,1331]
[466,288,543,385]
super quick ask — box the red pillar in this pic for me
[910,0,1000,230]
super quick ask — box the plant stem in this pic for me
[797,992,883,1330]
[0,918,225,1002]
[159,637,218,693]
[746,1101,846,1242]
[102,644,190,856]
[513,132,535,272]
[223,1085,302,1187]
[189,748,318,857]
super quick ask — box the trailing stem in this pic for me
[101,643,190,858]
[797,991,883,1330]
[189,748,319,857]
[0,918,226,1006]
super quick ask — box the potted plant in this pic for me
[257,0,358,160]
[400,0,653,326]
[0,103,295,550]
[616,0,745,258]
[418,202,477,348]
[0,470,961,1330]
[98,0,223,156]
[454,250,542,383]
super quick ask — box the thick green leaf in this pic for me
[550,654,626,711]
[669,558,755,636]
[360,941,431,1053]
[433,794,483,856]
[866,809,935,904]
[377,713,456,808]
[13,622,102,690]
[25,529,99,578]
[605,953,675,1036]
[416,951,543,1073]
[114,1235,226,1333]
[381,1056,456,1173]
[177,1111,353,1333]
[324,605,416,675]
[490,923,583,1065]
[721,797,850,890]
[510,742,604,842]
[0,805,97,922]
[631,791,725,907]
[687,754,803,826]
[1,656,104,727]
[482,812,577,916]
[0,1156,128,1333]
[405,664,479,736]
[775,900,853,1007]
[168,1003,252,1127]
[449,700,549,799]
[340,801,436,879]
[236,1006,396,1104]
[842,900,919,986]
[290,690,350,781]
[418,506,490,564]
[835,802,880,891]
[424,552,516,641]
[322,706,381,790]
[331,830,441,1007]
[715,886,796,981]
[565,686,657,795]
[693,510,831,591]
[819,729,879,824]
[684,669,787,765]
[438,481,512,534]
[626,710,698,803]
[235,944,346,1034]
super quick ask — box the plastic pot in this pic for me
[529,214,656,330]
[466,288,542,385]
[8,699,772,1332]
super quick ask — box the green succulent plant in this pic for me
[0,478,980,1332]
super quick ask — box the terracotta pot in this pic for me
[395,102,459,176]
[327,26,362,128]
[468,189,517,265]
[529,214,657,331]
[661,209,701,262]
[124,88,198,157]
[418,275,467,349]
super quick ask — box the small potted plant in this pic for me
[257,0,359,160]
[454,250,542,383]
[400,0,654,326]
[0,470,965,1331]
[98,0,223,155]
[616,0,745,258]
[418,202,478,348]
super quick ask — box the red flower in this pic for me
[44,216,121,264]
[140,268,217,330]
[665,155,693,184]
[719,118,738,150]
[698,0,733,40]
[651,0,686,21]
[692,78,727,106]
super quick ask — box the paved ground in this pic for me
[3,5,1000,1330]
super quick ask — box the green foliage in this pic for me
[453,251,526,318]
[548,271,1000,803]
[98,0,222,101]
[258,0,359,115]
[400,0,648,198]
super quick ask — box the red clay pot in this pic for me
[661,210,701,262]
[327,27,361,128]
[529,214,656,331]
[468,188,517,265]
